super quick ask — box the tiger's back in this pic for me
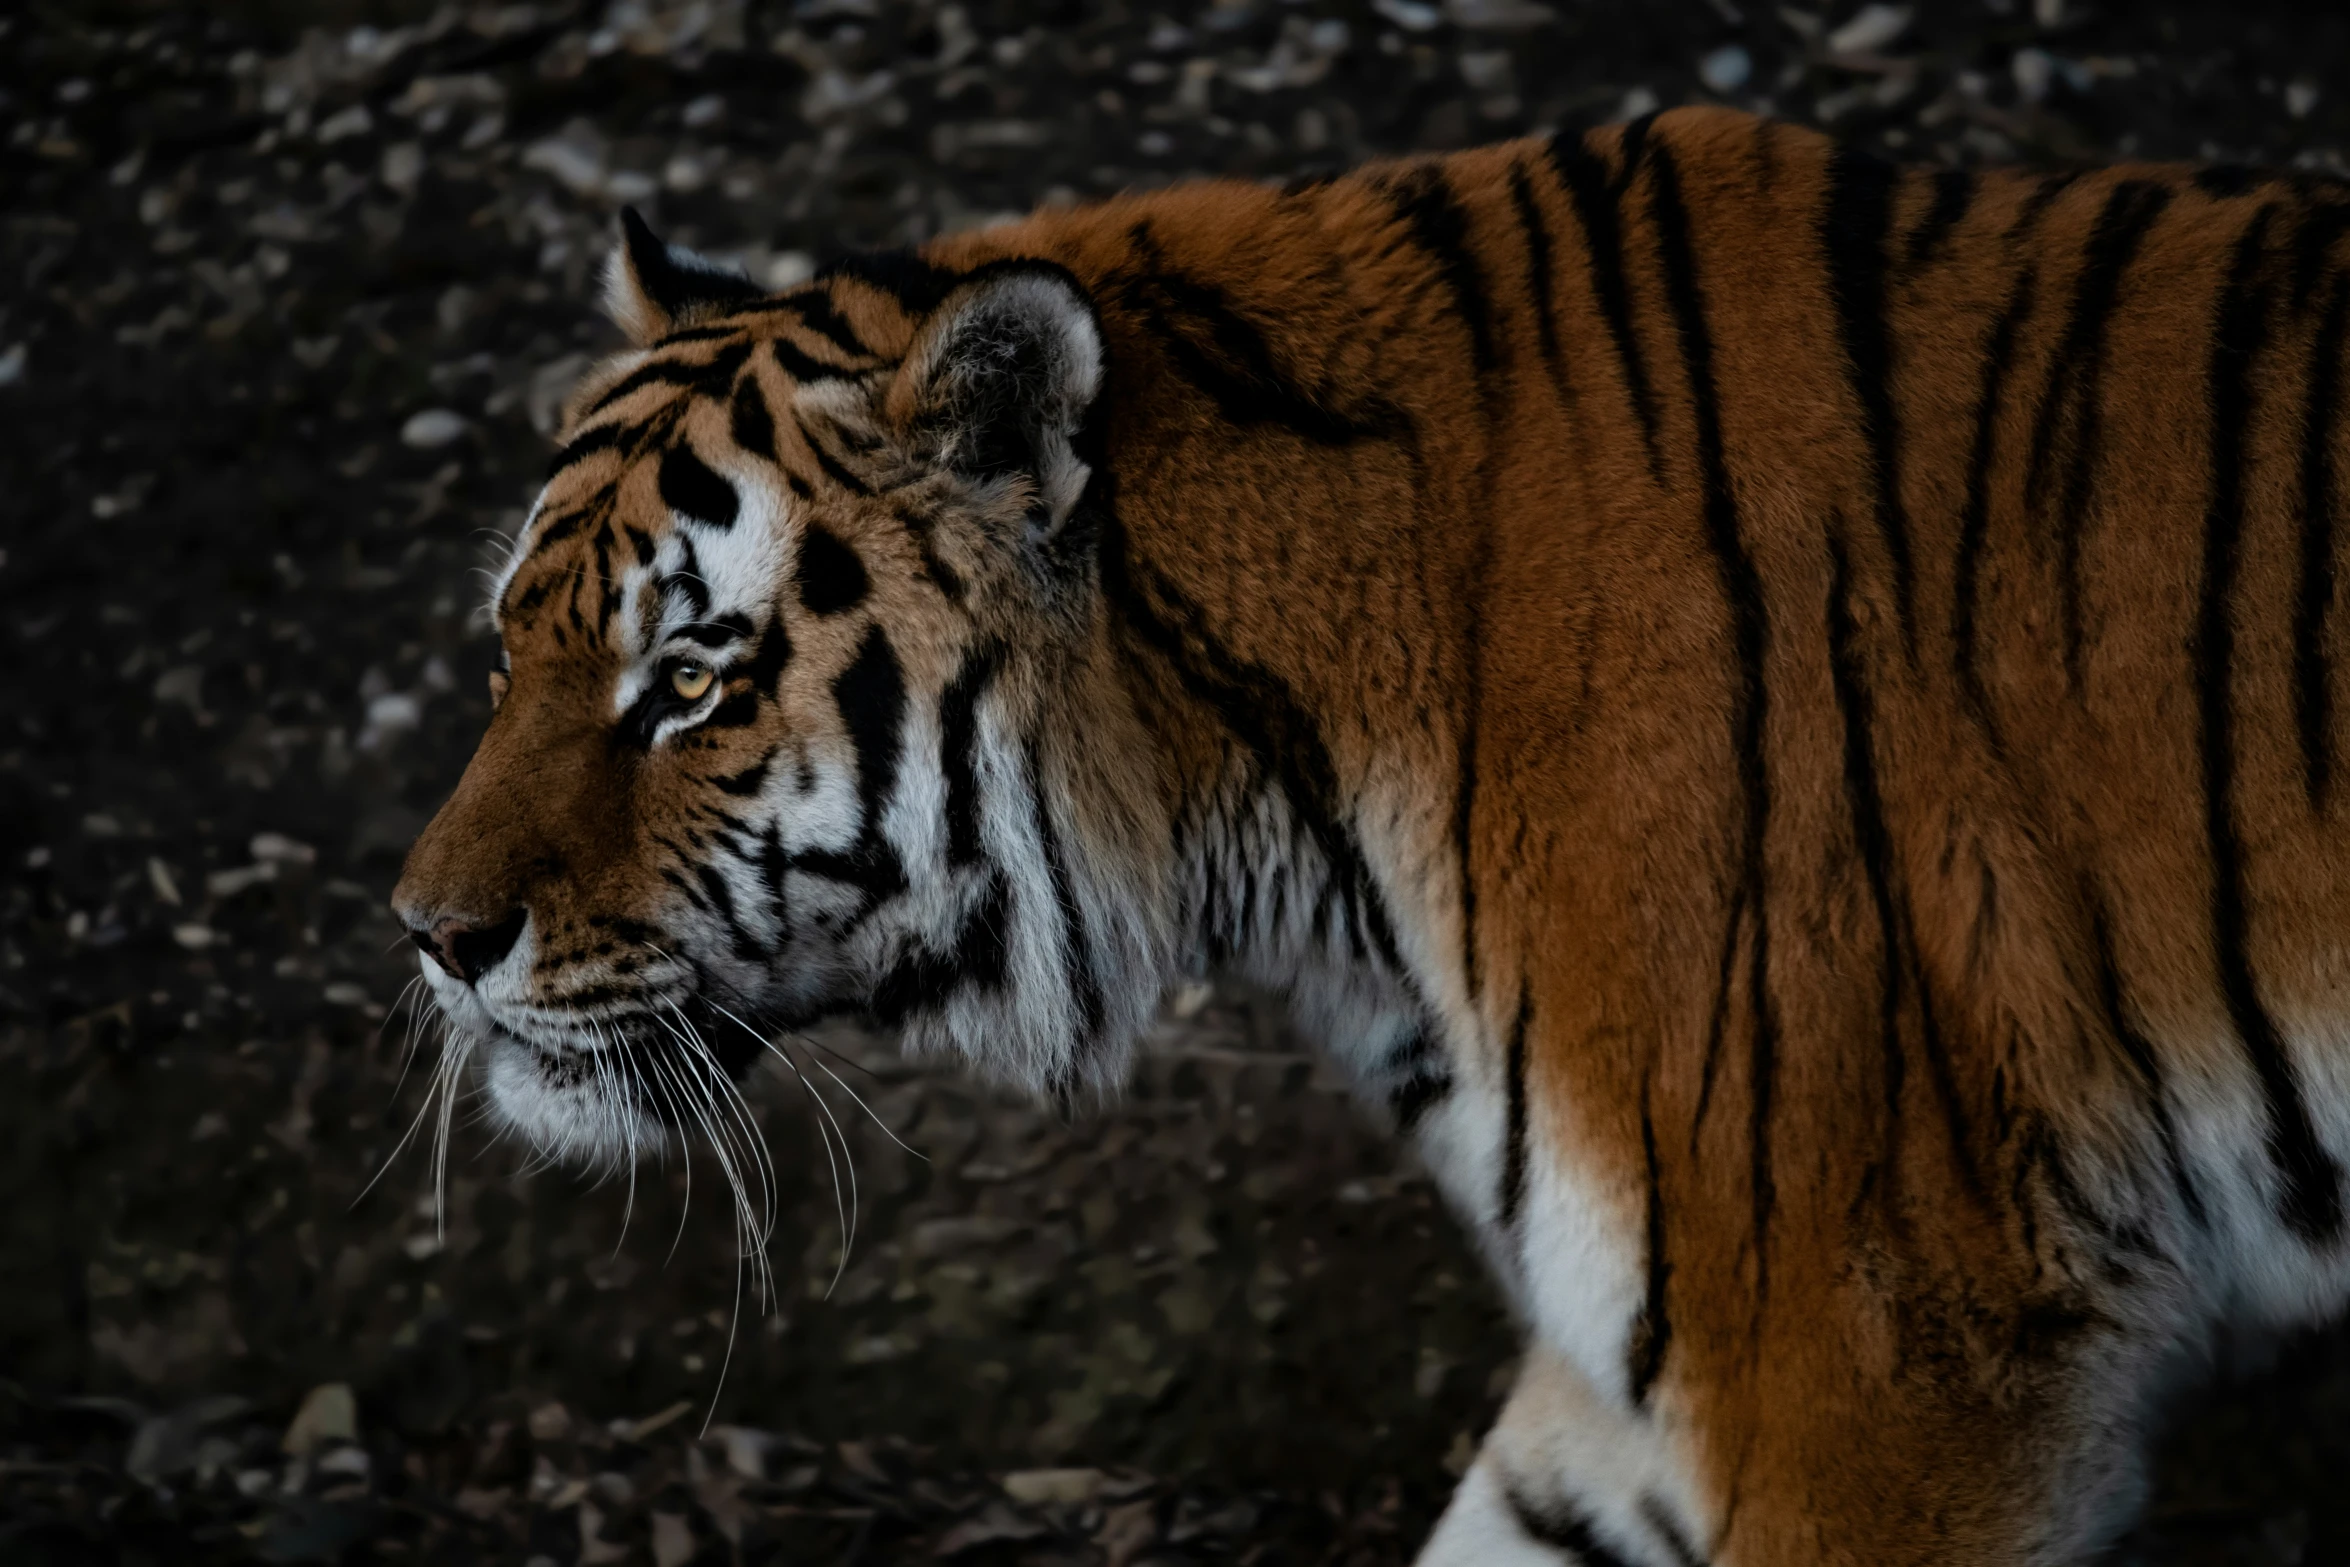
[396,106,2350,1564]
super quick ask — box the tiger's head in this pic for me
[392,213,1179,1169]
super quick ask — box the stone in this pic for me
[282,1382,358,1457]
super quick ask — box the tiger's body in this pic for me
[393,107,2350,1563]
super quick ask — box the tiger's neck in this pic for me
[923,158,1536,1111]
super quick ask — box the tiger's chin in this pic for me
[476,1027,672,1172]
[454,977,855,1174]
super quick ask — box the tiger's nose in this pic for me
[406,909,527,986]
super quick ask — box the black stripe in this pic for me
[1642,1498,1709,1567]
[729,376,776,463]
[1388,163,1498,374]
[2197,164,2262,199]
[675,611,754,649]
[712,756,771,797]
[1097,504,1406,976]
[560,559,586,641]
[1456,572,1483,998]
[952,873,1011,992]
[1827,527,1911,1189]
[786,843,906,903]
[2013,1114,2128,1267]
[869,873,1009,1024]
[835,626,906,839]
[733,615,792,696]
[795,525,870,615]
[1509,162,1566,383]
[2021,171,2082,227]
[585,341,753,418]
[1388,1028,1452,1133]
[651,323,749,346]
[1953,267,2037,738]
[1689,884,1746,1144]
[658,442,740,529]
[1953,182,2069,731]
[527,484,615,557]
[794,411,873,495]
[1026,737,1108,1049]
[1507,1488,1639,1567]
[661,541,710,623]
[623,523,656,569]
[2197,204,2344,1242]
[786,291,875,361]
[1909,945,1984,1205]
[1119,233,1390,447]
[899,505,970,603]
[1810,541,1980,1216]
[620,206,763,319]
[1822,146,1916,648]
[1649,142,1780,1282]
[700,686,756,737]
[769,334,854,385]
[528,503,590,553]
[939,642,1001,868]
[1616,110,1659,182]
[1500,986,1532,1230]
[545,421,630,479]
[2028,180,2174,686]
[753,825,791,930]
[2090,902,2209,1228]
[691,858,768,966]
[815,249,960,316]
[2290,200,2350,311]
[584,363,697,418]
[590,516,621,638]
[1545,129,1663,478]
[1905,168,1979,269]
[2297,272,2347,806]
[1627,1079,1671,1405]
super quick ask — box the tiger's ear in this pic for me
[602,207,763,346]
[886,262,1104,534]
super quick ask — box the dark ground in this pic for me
[7,1,2350,1562]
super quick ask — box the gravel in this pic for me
[7,1,2350,1562]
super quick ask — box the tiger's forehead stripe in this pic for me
[494,284,924,645]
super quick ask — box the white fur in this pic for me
[1421,1347,1706,1567]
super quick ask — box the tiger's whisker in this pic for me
[664,1012,779,1308]
[669,998,787,1236]
[352,1011,460,1213]
[638,1039,702,1270]
[791,1030,927,1162]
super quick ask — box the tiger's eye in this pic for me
[670,662,715,702]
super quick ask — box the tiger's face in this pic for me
[392,217,1173,1169]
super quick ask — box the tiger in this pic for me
[391,103,2350,1563]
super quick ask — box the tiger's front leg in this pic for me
[1417,1291,2149,1566]
[1417,1345,1710,1567]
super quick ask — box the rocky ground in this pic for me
[8,1,2350,1562]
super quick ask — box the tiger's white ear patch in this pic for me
[602,207,765,346]
[888,263,1104,528]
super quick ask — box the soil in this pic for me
[5,1,2350,1562]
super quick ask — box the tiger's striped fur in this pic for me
[393,109,2350,1562]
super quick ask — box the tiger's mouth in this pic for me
[444,987,780,1165]
[491,997,770,1089]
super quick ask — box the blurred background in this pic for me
[7,2,2350,1562]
